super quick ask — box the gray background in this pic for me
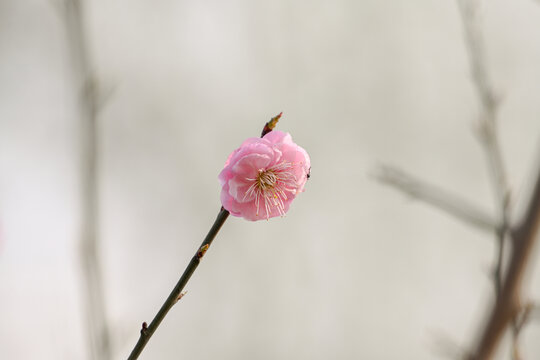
[1,0,540,359]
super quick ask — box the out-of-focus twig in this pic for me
[375,166,497,232]
[511,302,535,360]
[456,1,540,359]
[456,0,510,299]
[378,2,539,359]
[62,1,111,359]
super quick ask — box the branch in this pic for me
[456,0,511,298]
[127,115,282,359]
[455,2,540,359]
[375,166,497,232]
[62,1,111,359]
[456,0,508,212]
[469,159,540,360]
[456,0,500,121]
[127,208,230,360]
[454,3,540,359]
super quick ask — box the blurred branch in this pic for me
[455,1,540,359]
[375,166,497,232]
[468,157,540,360]
[62,1,111,359]
[377,2,539,359]
[511,302,535,360]
[457,0,510,298]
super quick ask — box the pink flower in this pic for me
[219,130,310,221]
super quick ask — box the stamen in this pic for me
[246,161,297,219]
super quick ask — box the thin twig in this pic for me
[456,0,499,119]
[510,303,534,360]
[456,0,510,299]
[514,302,534,336]
[456,0,508,210]
[128,115,282,359]
[62,0,111,359]
[127,208,230,360]
[375,166,497,232]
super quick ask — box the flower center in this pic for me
[244,162,297,219]
[256,169,278,190]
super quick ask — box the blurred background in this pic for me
[1,0,540,359]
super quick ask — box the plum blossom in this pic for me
[219,130,310,221]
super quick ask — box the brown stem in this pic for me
[127,115,280,359]
[127,208,230,360]
[469,161,540,359]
